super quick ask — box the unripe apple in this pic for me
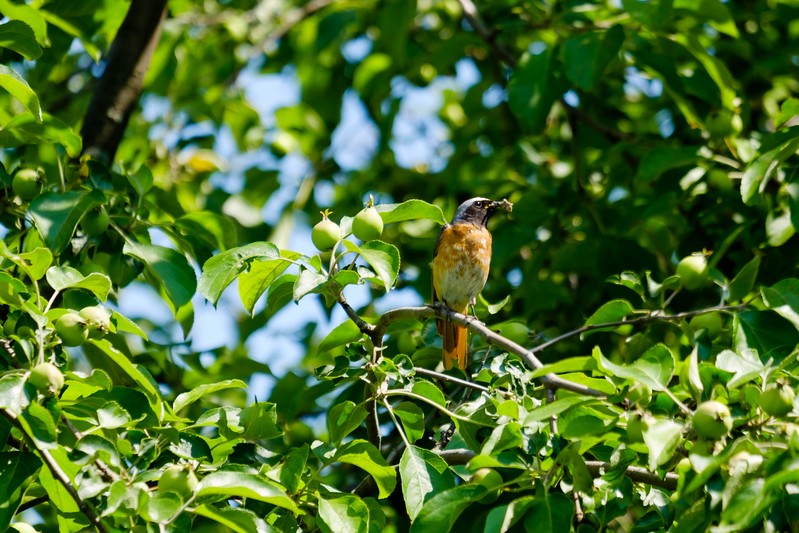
[28,362,64,396]
[352,205,383,241]
[693,400,732,439]
[311,213,341,251]
[79,305,112,339]
[54,312,88,347]
[81,206,110,236]
[689,312,723,339]
[677,254,709,290]
[12,168,43,201]
[759,383,795,417]
[158,465,198,499]
[470,468,502,503]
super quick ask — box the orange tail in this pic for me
[438,319,468,369]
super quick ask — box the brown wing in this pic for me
[431,222,450,304]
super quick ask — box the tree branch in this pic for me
[80,0,168,162]
[2,409,109,533]
[373,305,606,397]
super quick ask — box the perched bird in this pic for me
[432,197,512,369]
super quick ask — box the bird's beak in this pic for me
[492,199,513,213]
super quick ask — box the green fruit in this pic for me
[81,206,110,236]
[689,312,723,339]
[54,312,88,347]
[492,321,530,346]
[352,205,384,241]
[693,400,733,439]
[79,305,111,339]
[311,214,342,251]
[470,468,502,503]
[759,383,796,417]
[12,168,43,201]
[677,254,709,290]
[158,466,198,499]
[705,109,743,138]
[28,362,64,396]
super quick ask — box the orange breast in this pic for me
[432,223,492,313]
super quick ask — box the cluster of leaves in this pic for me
[2,0,799,532]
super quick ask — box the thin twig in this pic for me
[457,0,517,67]
[413,367,513,398]
[2,410,109,533]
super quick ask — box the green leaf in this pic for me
[0,0,47,46]
[354,53,392,94]
[393,402,425,444]
[173,379,247,413]
[123,241,197,310]
[168,431,212,461]
[508,46,562,133]
[523,396,597,423]
[318,320,363,354]
[111,310,148,339]
[728,255,760,301]
[765,210,795,247]
[622,0,672,28]
[0,113,81,156]
[345,240,400,291]
[741,129,799,205]
[482,422,523,455]
[328,401,369,445]
[410,484,486,532]
[45,266,111,302]
[0,375,31,416]
[237,252,298,314]
[192,505,269,533]
[674,0,738,37]
[562,25,624,90]
[485,496,536,533]
[293,267,327,301]
[318,493,370,533]
[637,146,700,182]
[86,339,160,403]
[595,344,675,391]
[400,446,455,522]
[18,402,57,449]
[240,402,283,440]
[278,444,308,494]
[0,452,41,531]
[0,65,41,121]
[144,491,181,523]
[126,165,153,197]
[3,246,52,281]
[197,471,300,513]
[264,274,296,320]
[523,486,575,533]
[762,279,799,330]
[334,440,397,499]
[176,211,237,252]
[643,418,683,469]
[96,402,131,430]
[775,97,799,129]
[734,311,799,361]
[583,299,635,334]
[715,349,764,388]
[199,242,279,305]
[75,434,120,467]
[29,190,102,254]
[375,199,447,225]
[0,20,43,59]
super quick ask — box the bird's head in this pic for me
[451,197,513,227]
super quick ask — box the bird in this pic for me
[431,197,512,369]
